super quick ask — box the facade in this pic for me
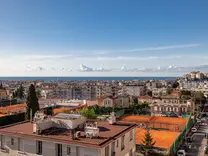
[0,89,9,100]
[184,71,206,80]
[0,112,137,156]
[42,86,96,101]
[179,80,208,97]
[149,98,195,115]
[152,88,167,98]
[97,96,131,108]
[139,93,195,115]
[124,85,146,97]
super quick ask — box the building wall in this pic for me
[0,128,136,156]
[0,90,8,100]
[125,86,146,97]
[115,97,130,108]
[102,128,136,156]
[98,97,114,107]
[0,135,99,156]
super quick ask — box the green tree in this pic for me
[133,96,138,105]
[0,82,3,89]
[179,90,192,98]
[172,81,179,88]
[131,101,150,115]
[79,108,97,119]
[147,91,152,97]
[17,84,25,99]
[140,129,156,156]
[25,84,40,120]
[36,89,42,99]
[92,104,99,114]
[12,91,17,99]
[194,91,206,105]
[167,88,173,94]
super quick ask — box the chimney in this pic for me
[33,122,37,134]
[108,112,116,125]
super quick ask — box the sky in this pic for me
[0,0,208,76]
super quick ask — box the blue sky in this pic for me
[0,0,208,76]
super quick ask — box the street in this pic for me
[177,120,208,156]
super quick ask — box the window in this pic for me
[18,138,20,151]
[0,135,5,149]
[130,131,133,141]
[56,144,62,156]
[116,140,119,147]
[36,141,42,155]
[67,146,71,155]
[11,138,14,146]
[121,135,125,151]
[105,145,109,156]
[129,149,133,156]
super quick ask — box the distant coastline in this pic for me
[0,76,179,81]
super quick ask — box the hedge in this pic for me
[0,113,25,126]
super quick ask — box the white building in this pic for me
[0,112,137,156]
[152,88,167,97]
[124,85,146,97]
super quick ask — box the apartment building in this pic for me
[145,81,163,91]
[0,112,137,156]
[139,96,195,115]
[152,88,167,98]
[124,85,146,97]
[179,80,208,97]
[41,86,96,101]
[0,89,9,100]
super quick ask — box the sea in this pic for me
[0,76,178,81]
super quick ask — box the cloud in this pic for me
[127,44,200,52]
[85,43,200,55]
[14,54,74,60]
[75,55,182,61]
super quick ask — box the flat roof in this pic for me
[136,128,180,149]
[120,115,187,125]
[54,113,81,119]
[0,121,136,148]
[119,115,187,132]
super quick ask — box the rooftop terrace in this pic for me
[0,121,136,148]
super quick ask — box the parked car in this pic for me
[177,149,186,156]
[191,127,197,133]
[197,119,201,123]
[200,122,207,126]
[205,146,208,154]
[185,136,192,143]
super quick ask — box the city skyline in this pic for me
[0,0,208,76]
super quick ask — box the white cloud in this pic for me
[127,44,200,52]
[74,55,182,61]
[12,54,74,60]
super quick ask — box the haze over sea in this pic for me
[0,77,178,81]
